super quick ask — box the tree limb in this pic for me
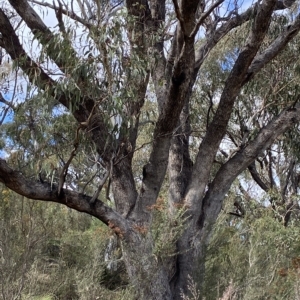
[131,33,196,224]
[0,7,112,163]
[248,162,269,192]
[90,154,114,205]
[8,0,80,76]
[0,106,10,126]
[0,158,130,238]
[57,126,80,196]
[190,0,224,38]
[185,0,277,212]
[29,0,91,27]
[199,102,300,232]
[245,13,300,82]
[281,159,295,198]
[268,149,276,188]
[194,0,294,71]
[149,0,166,112]
[172,0,186,35]
[0,8,58,89]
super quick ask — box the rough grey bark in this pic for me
[0,0,300,299]
[172,0,279,295]
[168,101,193,212]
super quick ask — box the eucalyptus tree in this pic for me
[0,0,300,299]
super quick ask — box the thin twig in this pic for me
[89,154,115,205]
[29,0,92,28]
[190,0,224,38]
[58,126,81,196]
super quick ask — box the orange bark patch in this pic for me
[108,221,124,238]
[147,197,165,211]
[133,224,148,235]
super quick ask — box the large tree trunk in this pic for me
[1,1,300,300]
[122,235,173,300]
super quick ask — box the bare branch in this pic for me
[268,149,276,188]
[76,0,89,20]
[246,13,300,82]
[200,102,300,230]
[0,8,113,164]
[0,107,10,125]
[194,0,294,71]
[186,0,277,211]
[282,159,295,198]
[29,0,92,28]
[248,162,269,191]
[89,155,114,205]
[190,0,224,38]
[54,0,66,33]
[8,0,80,75]
[58,126,80,196]
[172,0,186,34]
[0,158,130,237]
[0,93,15,110]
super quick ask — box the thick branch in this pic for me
[149,0,166,112]
[186,0,277,211]
[194,3,259,70]
[172,0,186,34]
[0,8,112,162]
[8,0,80,75]
[200,103,300,232]
[282,159,295,198]
[131,38,196,223]
[0,8,58,92]
[268,149,276,188]
[248,162,269,191]
[168,101,193,214]
[194,0,294,71]
[0,159,131,238]
[246,14,300,81]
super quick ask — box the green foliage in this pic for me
[2,3,300,299]
[0,185,133,300]
[151,197,187,259]
[204,197,300,299]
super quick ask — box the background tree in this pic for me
[1,0,300,299]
